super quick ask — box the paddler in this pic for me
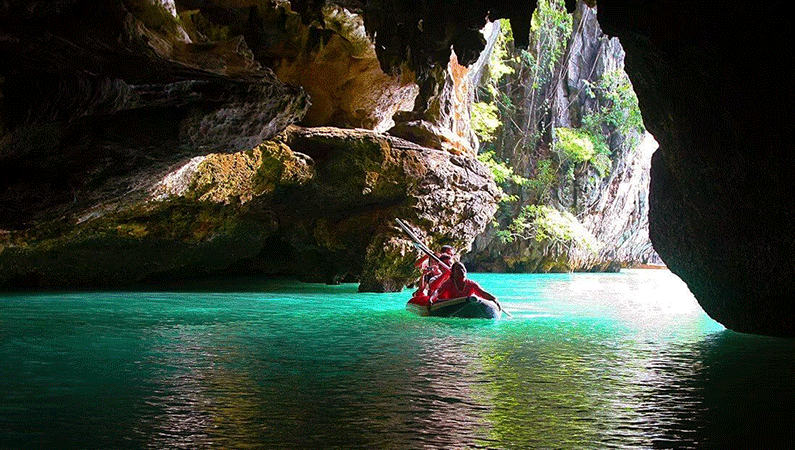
[431,261,498,304]
[412,248,456,302]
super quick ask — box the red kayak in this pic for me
[406,295,502,319]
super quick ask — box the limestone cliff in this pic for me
[466,1,656,273]
[0,126,497,289]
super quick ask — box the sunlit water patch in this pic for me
[1,270,793,449]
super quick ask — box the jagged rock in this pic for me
[278,126,499,291]
[0,0,310,229]
[0,125,498,290]
[389,51,480,155]
[185,2,419,131]
[560,2,656,269]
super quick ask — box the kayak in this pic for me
[406,295,502,319]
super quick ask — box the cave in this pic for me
[1,0,793,336]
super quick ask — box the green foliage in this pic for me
[590,153,612,178]
[582,69,644,148]
[472,21,517,146]
[526,158,557,202]
[471,102,501,142]
[522,0,572,96]
[485,22,517,96]
[553,127,594,164]
[528,0,573,78]
[580,113,611,156]
[498,205,599,255]
[553,127,612,178]
[478,151,529,187]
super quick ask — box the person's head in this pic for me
[450,261,467,281]
[440,245,455,256]
[439,253,453,267]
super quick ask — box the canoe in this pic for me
[406,295,502,319]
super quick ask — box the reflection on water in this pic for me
[1,270,794,449]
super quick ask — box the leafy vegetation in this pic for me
[582,69,644,153]
[478,151,528,186]
[478,151,528,204]
[496,205,599,256]
[471,102,501,142]
[553,127,612,178]
[471,21,516,144]
[553,127,595,164]
[518,0,573,145]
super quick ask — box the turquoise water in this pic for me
[1,270,793,449]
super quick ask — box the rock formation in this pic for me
[0,0,500,292]
[596,1,794,336]
[0,0,310,229]
[0,125,497,290]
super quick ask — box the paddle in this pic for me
[395,218,450,271]
[395,218,512,318]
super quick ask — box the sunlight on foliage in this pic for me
[478,151,529,187]
[471,102,501,142]
[582,69,644,152]
[497,205,600,254]
[554,127,595,164]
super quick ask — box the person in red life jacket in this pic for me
[412,251,455,303]
[431,261,497,304]
[415,257,440,294]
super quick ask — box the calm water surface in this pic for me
[1,270,793,449]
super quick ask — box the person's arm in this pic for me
[469,281,496,301]
[429,278,452,303]
[419,267,431,291]
[428,270,449,293]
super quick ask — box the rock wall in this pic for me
[0,126,498,290]
[0,0,503,291]
[596,1,794,336]
[179,2,419,131]
[0,0,310,230]
[557,2,656,270]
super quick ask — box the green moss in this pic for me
[115,223,149,239]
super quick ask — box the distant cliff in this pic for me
[465,1,657,273]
